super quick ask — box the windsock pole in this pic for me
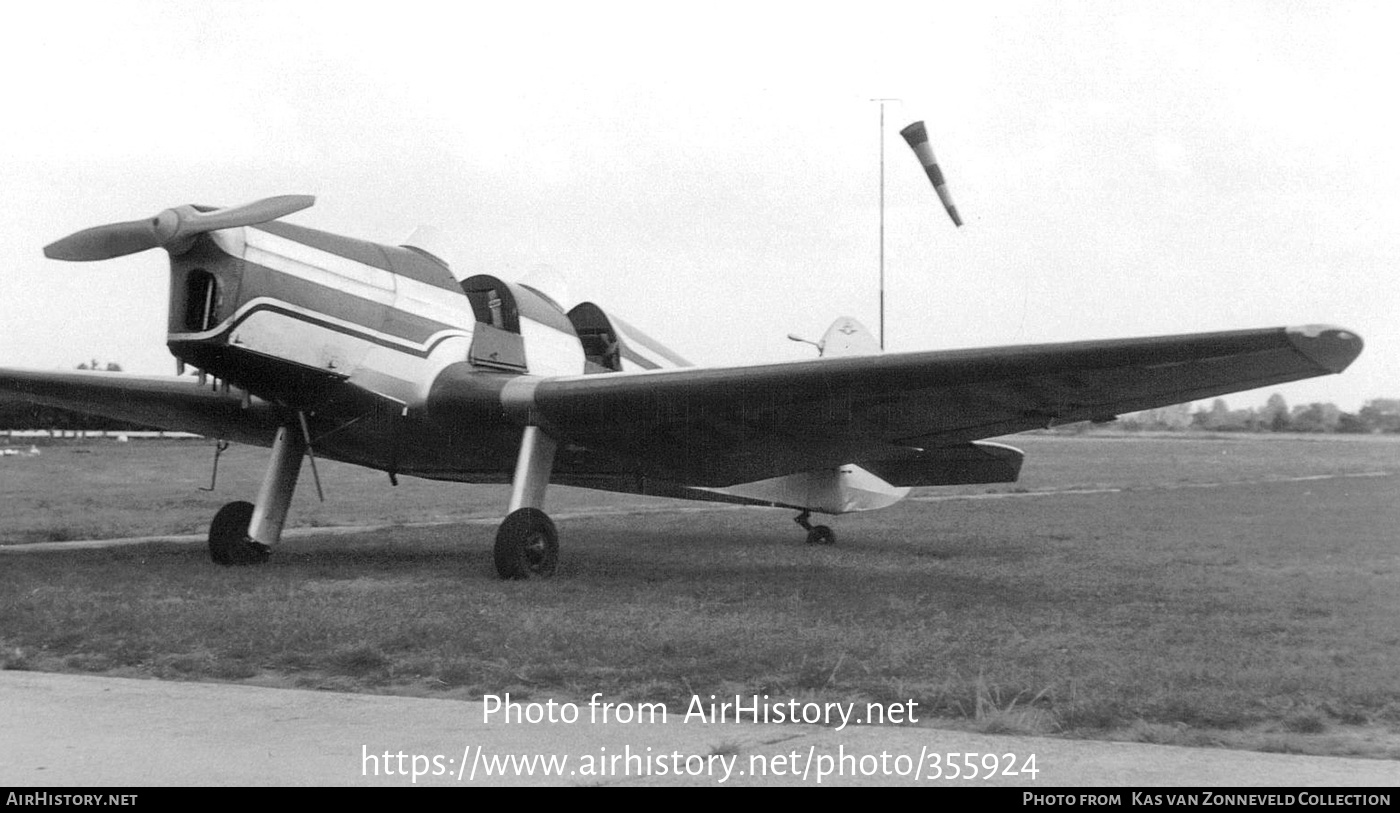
[899,120,963,227]
[871,98,900,349]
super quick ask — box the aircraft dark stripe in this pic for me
[236,259,466,345]
[252,222,462,292]
[238,258,384,333]
[201,302,466,359]
[385,245,465,292]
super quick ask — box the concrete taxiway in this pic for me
[2,671,1396,787]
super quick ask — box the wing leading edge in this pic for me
[0,367,283,446]
[499,324,1362,487]
[6,324,1363,499]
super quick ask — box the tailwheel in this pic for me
[208,501,270,566]
[794,510,836,546]
[494,507,558,580]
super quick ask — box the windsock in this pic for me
[898,121,962,227]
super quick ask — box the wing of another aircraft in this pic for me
[489,324,1362,487]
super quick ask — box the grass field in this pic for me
[2,432,1398,758]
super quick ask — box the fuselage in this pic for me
[163,221,688,482]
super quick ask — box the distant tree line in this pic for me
[1116,395,1400,434]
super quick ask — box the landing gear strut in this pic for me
[207,425,305,566]
[493,425,559,579]
[795,510,835,546]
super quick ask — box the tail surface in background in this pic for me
[819,317,882,357]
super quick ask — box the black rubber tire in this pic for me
[208,501,269,566]
[805,525,836,546]
[494,508,559,579]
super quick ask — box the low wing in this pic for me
[0,368,282,445]
[503,324,1362,487]
[7,324,1363,495]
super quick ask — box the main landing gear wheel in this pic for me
[494,507,559,580]
[794,510,836,546]
[208,501,270,566]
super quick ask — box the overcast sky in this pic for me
[1,1,1394,410]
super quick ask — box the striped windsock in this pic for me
[899,121,963,227]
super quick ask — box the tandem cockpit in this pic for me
[460,274,666,376]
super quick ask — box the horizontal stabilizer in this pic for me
[859,441,1024,487]
[697,464,908,514]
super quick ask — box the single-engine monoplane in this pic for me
[1,130,1362,578]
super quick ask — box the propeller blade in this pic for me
[42,218,164,261]
[176,195,316,237]
[898,121,963,227]
[42,194,316,262]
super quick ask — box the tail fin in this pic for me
[819,317,882,357]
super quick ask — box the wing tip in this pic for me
[1285,324,1364,373]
